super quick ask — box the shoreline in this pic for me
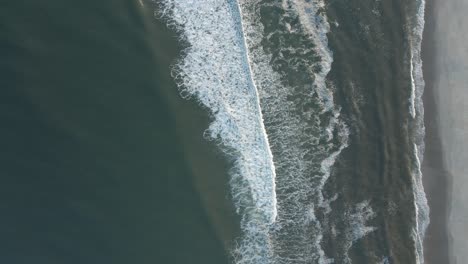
[421,0,452,262]
[421,0,450,264]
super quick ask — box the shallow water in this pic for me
[157,0,429,263]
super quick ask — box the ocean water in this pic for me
[0,1,231,263]
[157,0,429,263]
[1,0,431,263]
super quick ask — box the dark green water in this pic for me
[324,1,417,262]
[0,1,232,263]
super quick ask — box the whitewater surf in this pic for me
[156,0,430,263]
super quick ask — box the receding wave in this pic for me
[407,0,430,263]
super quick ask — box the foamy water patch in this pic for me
[412,143,430,264]
[156,1,277,262]
[285,0,335,112]
[407,0,430,263]
[379,256,390,264]
[237,0,359,263]
[156,0,385,262]
[410,52,417,118]
[342,201,377,264]
[409,0,426,121]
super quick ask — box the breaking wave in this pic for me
[156,0,382,263]
[155,1,278,255]
[407,0,430,263]
[236,0,354,263]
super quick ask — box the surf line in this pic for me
[409,0,430,263]
[410,51,416,118]
[231,0,278,223]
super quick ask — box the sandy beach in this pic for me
[422,0,468,263]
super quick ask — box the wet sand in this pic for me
[422,0,468,263]
[421,0,451,262]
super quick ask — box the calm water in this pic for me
[0,1,230,263]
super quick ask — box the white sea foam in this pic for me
[379,256,390,264]
[157,0,379,263]
[408,0,430,263]
[409,0,426,121]
[156,1,277,262]
[285,0,335,112]
[237,1,357,263]
[342,200,377,264]
[412,143,430,264]
[410,51,417,118]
